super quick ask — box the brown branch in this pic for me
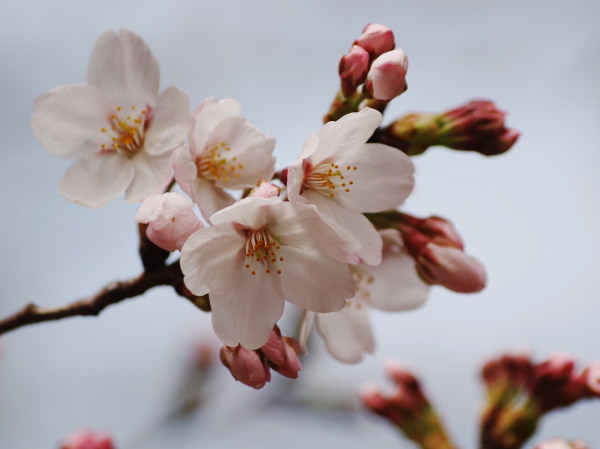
[0,262,184,335]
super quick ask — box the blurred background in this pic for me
[1,0,599,447]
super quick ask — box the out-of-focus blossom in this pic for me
[339,45,370,97]
[364,49,409,101]
[181,196,357,349]
[174,97,276,219]
[60,430,115,449]
[32,29,193,207]
[397,213,486,293]
[534,439,591,449]
[220,326,301,389]
[314,229,428,363]
[135,192,203,251]
[353,23,395,59]
[583,361,600,395]
[287,108,414,265]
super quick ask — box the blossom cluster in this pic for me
[32,25,517,387]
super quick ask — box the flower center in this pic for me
[100,105,150,156]
[304,162,358,198]
[197,142,244,183]
[244,229,284,275]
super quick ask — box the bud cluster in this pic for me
[219,326,301,389]
[480,352,600,449]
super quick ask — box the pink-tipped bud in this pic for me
[359,382,389,411]
[583,361,600,395]
[219,345,271,389]
[339,45,370,97]
[364,49,408,101]
[271,337,301,379]
[535,440,591,449]
[438,100,520,156]
[249,180,281,199]
[260,325,287,365]
[60,430,115,449]
[135,192,203,252]
[354,23,395,58]
[417,244,486,293]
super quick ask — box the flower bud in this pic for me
[535,440,591,449]
[437,100,520,156]
[339,45,370,97]
[219,345,271,389]
[135,192,203,252]
[60,430,115,449]
[271,337,301,379]
[583,361,600,395]
[364,49,408,101]
[354,23,395,58]
[249,180,281,199]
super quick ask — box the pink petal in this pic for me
[144,86,193,156]
[191,97,241,153]
[192,176,236,220]
[316,301,375,363]
[332,142,414,213]
[59,152,134,208]
[278,245,353,313]
[124,149,174,203]
[87,29,159,106]
[32,84,114,159]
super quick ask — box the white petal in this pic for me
[206,116,276,189]
[364,231,429,311]
[332,143,414,213]
[191,97,241,153]
[32,84,114,159]
[286,157,307,202]
[316,301,375,363]
[278,245,354,313]
[59,152,134,208]
[87,29,159,106]
[192,176,236,220]
[172,144,197,198]
[304,191,383,265]
[210,196,280,229]
[210,266,285,350]
[181,222,246,296]
[124,150,174,202]
[311,108,382,164]
[144,86,193,156]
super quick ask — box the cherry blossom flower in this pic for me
[32,29,193,208]
[310,229,429,363]
[287,108,414,265]
[174,97,276,219]
[180,196,358,349]
[135,192,203,251]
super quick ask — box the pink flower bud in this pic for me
[250,181,281,199]
[219,345,271,389]
[60,430,115,449]
[417,243,486,293]
[354,23,395,58]
[438,100,520,155]
[135,192,203,252]
[270,337,301,379]
[364,49,408,101]
[339,45,369,96]
[583,361,600,395]
[259,325,287,365]
[535,440,591,449]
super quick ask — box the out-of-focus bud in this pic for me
[339,45,370,97]
[354,23,395,59]
[249,180,281,199]
[395,213,486,293]
[364,49,408,101]
[535,439,591,449]
[60,430,115,449]
[582,361,600,395]
[136,192,203,252]
[437,100,520,156]
[219,345,271,389]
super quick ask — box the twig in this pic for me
[0,262,183,335]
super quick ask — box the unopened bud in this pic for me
[583,361,600,395]
[365,49,408,101]
[219,345,271,389]
[535,439,591,449]
[60,430,115,449]
[249,180,281,199]
[354,23,395,58]
[339,45,369,97]
[437,100,520,156]
[136,192,203,252]
[271,337,301,379]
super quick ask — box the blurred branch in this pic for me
[0,261,197,335]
